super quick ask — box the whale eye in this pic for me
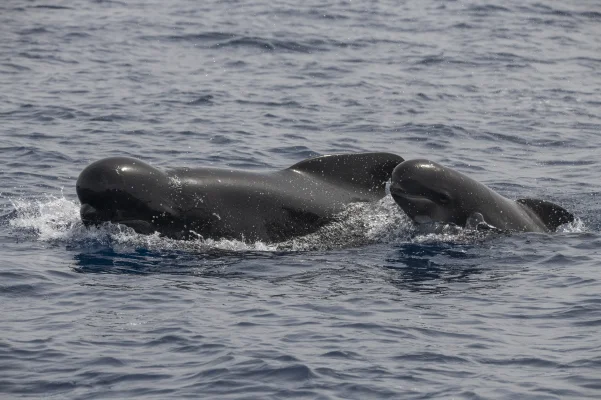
[437,192,451,204]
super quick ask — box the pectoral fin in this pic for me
[466,212,499,232]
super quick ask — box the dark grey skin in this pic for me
[77,152,404,242]
[389,159,574,232]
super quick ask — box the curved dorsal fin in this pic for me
[288,152,404,195]
[516,198,574,231]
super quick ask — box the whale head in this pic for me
[389,159,483,226]
[76,157,179,235]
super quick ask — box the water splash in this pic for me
[7,194,581,251]
[283,196,413,250]
[5,194,413,251]
[409,217,587,244]
[5,194,274,251]
[557,218,586,234]
[8,194,85,241]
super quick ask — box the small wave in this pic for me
[187,95,214,106]
[235,99,303,108]
[267,146,317,159]
[89,114,129,122]
[414,54,476,67]
[526,4,601,20]
[399,122,470,138]
[1,105,86,122]
[0,63,32,73]
[146,32,357,53]
[467,5,511,14]
[18,27,51,35]
[159,32,236,43]
[580,11,601,20]
[29,5,73,10]
[17,51,79,65]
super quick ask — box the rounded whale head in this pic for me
[389,159,486,226]
[76,157,178,234]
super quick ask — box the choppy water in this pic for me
[2,0,601,398]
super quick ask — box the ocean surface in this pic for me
[1,0,601,398]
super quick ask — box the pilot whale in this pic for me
[76,152,404,241]
[390,159,574,232]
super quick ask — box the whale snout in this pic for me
[79,202,133,226]
[390,190,436,220]
[389,159,454,224]
[80,202,156,234]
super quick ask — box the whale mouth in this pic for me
[80,203,111,225]
[390,191,429,202]
[389,186,437,222]
[390,186,431,205]
[80,203,156,234]
[413,215,434,224]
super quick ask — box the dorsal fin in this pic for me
[516,198,574,231]
[288,152,404,195]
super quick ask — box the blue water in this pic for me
[2,0,601,398]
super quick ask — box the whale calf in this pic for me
[77,152,404,241]
[390,159,574,232]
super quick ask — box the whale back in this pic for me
[516,198,575,231]
[287,152,404,197]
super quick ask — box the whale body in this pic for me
[77,152,404,241]
[390,159,574,232]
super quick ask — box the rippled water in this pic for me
[2,0,601,398]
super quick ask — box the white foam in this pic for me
[556,218,586,234]
[409,216,588,244]
[5,193,415,252]
[11,193,578,251]
[9,194,86,242]
[5,193,277,251]
[284,196,413,250]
